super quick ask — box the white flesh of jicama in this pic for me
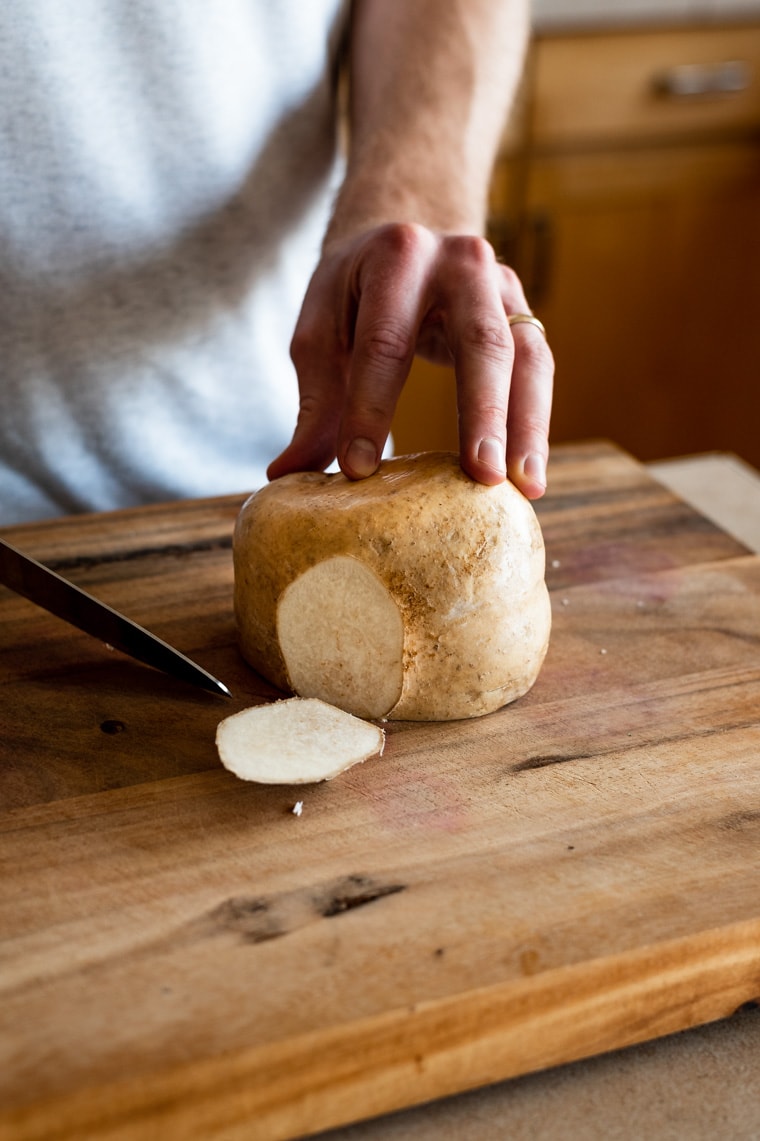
[277,555,404,720]
[216,697,385,785]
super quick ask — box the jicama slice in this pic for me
[216,697,385,785]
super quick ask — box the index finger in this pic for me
[337,224,434,479]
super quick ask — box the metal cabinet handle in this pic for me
[653,59,751,99]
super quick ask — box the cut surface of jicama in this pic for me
[216,697,385,785]
[278,555,404,720]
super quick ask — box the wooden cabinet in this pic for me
[392,21,760,467]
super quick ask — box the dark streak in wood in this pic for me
[46,537,233,574]
[512,715,760,772]
[319,876,407,918]
[718,810,760,832]
[210,897,284,945]
[204,876,407,946]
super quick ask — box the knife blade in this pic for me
[0,537,231,698]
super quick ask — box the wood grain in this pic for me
[1,441,758,1140]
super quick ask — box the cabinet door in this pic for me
[519,142,760,465]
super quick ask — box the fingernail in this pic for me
[523,453,547,489]
[477,437,506,475]
[345,437,378,477]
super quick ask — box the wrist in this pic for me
[324,139,489,249]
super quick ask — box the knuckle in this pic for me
[514,334,555,373]
[475,400,508,424]
[291,322,344,376]
[353,399,389,427]
[443,233,497,271]
[295,392,322,421]
[516,411,552,438]
[361,319,414,367]
[461,318,512,360]
[290,324,317,369]
[498,262,523,292]
[374,221,433,262]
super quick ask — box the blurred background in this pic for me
[392,0,760,469]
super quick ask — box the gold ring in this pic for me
[508,313,546,337]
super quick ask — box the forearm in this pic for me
[326,0,530,243]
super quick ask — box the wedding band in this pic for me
[508,313,546,337]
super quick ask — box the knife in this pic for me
[0,537,231,698]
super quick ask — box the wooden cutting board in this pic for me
[1,441,759,1141]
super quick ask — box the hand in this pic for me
[267,222,553,498]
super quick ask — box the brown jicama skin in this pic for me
[233,452,551,721]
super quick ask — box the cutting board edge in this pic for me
[6,914,760,1141]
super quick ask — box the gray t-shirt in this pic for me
[0,0,348,523]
